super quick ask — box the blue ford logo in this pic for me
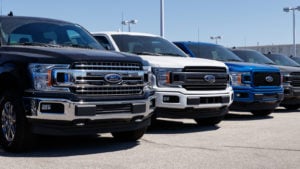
[104,74,122,84]
[204,75,216,84]
[265,76,274,83]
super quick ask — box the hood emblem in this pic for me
[265,75,274,83]
[204,75,216,84]
[104,74,123,84]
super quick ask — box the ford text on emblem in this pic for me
[204,75,216,84]
[265,75,274,83]
[104,74,122,84]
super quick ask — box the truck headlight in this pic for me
[29,63,71,92]
[152,67,182,87]
[281,72,291,84]
[143,66,154,90]
[230,72,251,87]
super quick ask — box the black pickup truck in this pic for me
[0,16,155,152]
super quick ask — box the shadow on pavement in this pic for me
[273,108,300,113]
[147,118,219,134]
[224,112,274,121]
[0,135,139,157]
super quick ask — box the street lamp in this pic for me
[160,0,164,37]
[121,19,138,32]
[210,36,222,44]
[283,6,300,57]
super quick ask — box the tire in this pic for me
[112,127,147,141]
[194,115,224,126]
[0,91,34,152]
[251,110,273,116]
[283,105,300,110]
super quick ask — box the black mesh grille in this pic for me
[73,86,144,96]
[95,104,131,114]
[290,72,300,87]
[253,72,281,86]
[183,66,226,72]
[173,66,229,91]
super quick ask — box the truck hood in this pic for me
[139,55,226,68]
[0,46,146,65]
[225,62,280,72]
[272,65,300,73]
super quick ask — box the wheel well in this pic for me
[0,73,21,95]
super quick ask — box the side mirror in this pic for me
[104,45,111,50]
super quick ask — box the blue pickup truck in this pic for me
[174,41,284,116]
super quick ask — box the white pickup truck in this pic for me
[92,32,233,125]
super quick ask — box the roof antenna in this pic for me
[8,11,13,16]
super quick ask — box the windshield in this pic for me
[265,54,300,67]
[291,57,300,64]
[186,44,243,62]
[232,50,275,64]
[0,17,103,49]
[111,34,187,57]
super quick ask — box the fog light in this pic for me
[163,96,179,103]
[41,104,51,111]
[40,103,64,114]
[235,93,249,98]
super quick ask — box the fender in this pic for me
[0,62,29,92]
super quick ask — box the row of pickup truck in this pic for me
[0,15,299,152]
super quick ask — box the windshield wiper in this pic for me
[265,62,276,65]
[61,43,92,49]
[12,42,56,47]
[157,52,184,57]
[133,52,162,56]
[226,59,242,62]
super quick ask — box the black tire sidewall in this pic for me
[0,91,30,151]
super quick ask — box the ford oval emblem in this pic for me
[265,75,274,83]
[204,75,216,84]
[104,74,122,84]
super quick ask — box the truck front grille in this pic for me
[253,72,281,86]
[69,61,145,96]
[95,104,131,114]
[183,66,226,72]
[72,61,142,71]
[73,86,144,96]
[173,66,229,91]
[290,72,300,87]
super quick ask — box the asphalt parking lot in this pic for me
[0,107,299,169]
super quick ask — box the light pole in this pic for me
[210,36,222,44]
[283,6,300,57]
[121,19,138,32]
[160,0,164,37]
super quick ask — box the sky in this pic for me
[1,0,300,47]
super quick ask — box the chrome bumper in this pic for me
[25,96,156,122]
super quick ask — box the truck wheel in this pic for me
[0,91,34,152]
[194,116,224,126]
[251,110,273,116]
[283,105,300,110]
[112,127,147,141]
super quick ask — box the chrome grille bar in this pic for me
[73,62,142,71]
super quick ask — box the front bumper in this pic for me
[153,89,233,119]
[230,90,284,111]
[155,106,228,119]
[282,86,300,105]
[155,90,233,109]
[24,96,155,135]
